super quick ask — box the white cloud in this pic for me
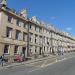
[50,16,56,19]
[66,27,72,31]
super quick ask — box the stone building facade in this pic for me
[0,1,75,62]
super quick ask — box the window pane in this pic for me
[15,30,20,40]
[8,16,12,22]
[4,45,9,53]
[14,46,18,54]
[24,24,28,29]
[23,33,27,41]
[29,25,32,29]
[6,27,12,38]
[16,20,20,26]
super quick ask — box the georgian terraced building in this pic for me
[0,1,75,62]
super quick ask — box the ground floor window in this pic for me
[4,45,9,54]
[44,46,45,51]
[14,45,18,54]
[35,46,37,53]
[39,47,42,55]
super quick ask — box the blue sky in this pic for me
[7,0,75,36]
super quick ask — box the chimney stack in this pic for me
[0,0,7,7]
[19,9,28,19]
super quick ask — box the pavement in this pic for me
[0,54,56,69]
[0,52,75,75]
[0,52,75,74]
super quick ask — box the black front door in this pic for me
[22,47,26,58]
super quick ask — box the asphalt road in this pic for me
[0,54,75,75]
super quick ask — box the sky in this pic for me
[7,0,75,36]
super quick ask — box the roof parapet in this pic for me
[0,5,75,40]
[47,24,56,31]
[29,16,41,25]
[31,16,37,22]
[0,0,7,6]
[40,21,45,26]
[19,9,28,19]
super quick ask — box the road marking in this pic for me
[28,68,41,73]
[41,58,68,68]
[28,61,56,73]
[27,56,75,73]
[41,62,56,68]
[41,60,47,67]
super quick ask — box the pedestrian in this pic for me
[0,56,2,65]
[0,54,4,67]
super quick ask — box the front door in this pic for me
[22,47,26,58]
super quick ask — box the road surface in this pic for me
[0,55,75,75]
